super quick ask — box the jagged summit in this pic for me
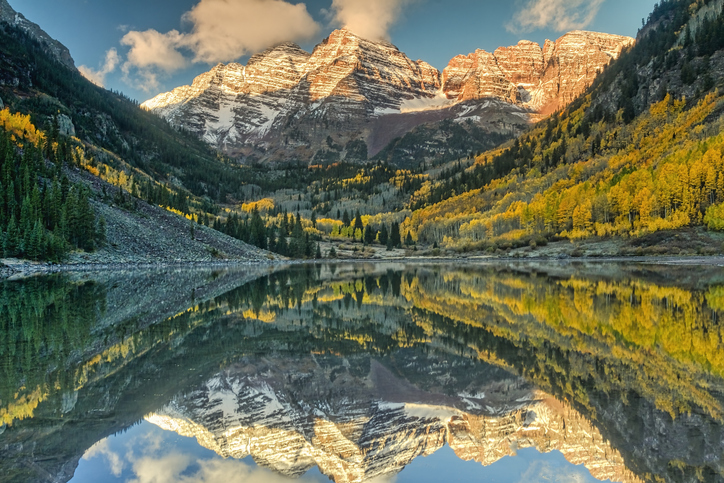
[142,29,633,164]
[442,30,634,113]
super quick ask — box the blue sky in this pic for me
[10,0,659,102]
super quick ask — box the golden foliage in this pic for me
[0,108,45,146]
[405,92,724,247]
[242,198,275,213]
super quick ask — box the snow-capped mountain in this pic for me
[142,29,633,165]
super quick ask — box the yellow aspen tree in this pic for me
[706,166,717,205]
[572,199,593,232]
[635,187,654,228]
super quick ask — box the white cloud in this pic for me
[115,0,319,94]
[328,0,414,41]
[121,65,162,94]
[128,453,320,483]
[516,458,590,483]
[181,0,320,64]
[82,438,125,477]
[121,29,188,73]
[78,48,120,87]
[507,0,606,33]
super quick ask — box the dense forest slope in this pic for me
[0,8,271,263]
[401,0,724,252]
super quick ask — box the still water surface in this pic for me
[1,262,723,483]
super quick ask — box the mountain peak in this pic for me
[143,28,633,164]
[443,30,634,111]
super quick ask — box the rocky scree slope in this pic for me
[63,168,273,266]
[143,29,633,166]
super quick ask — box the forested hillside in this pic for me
[401,0,724,250]
[0,21,289,261]
[0,22,251,209]
[0,111,102,260]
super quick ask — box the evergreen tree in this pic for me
[304,233,313,258]
[96,216,106,247]
[289,214,305,258]
[4,215,18,257]
[391,222,402,248]
[354,210,364,232]
[379,224,389,246]
[250,208,267,250]
[363,225,375,245]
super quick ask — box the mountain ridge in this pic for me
[142,28,633,166]
[145,357,641,483]
[0,0,75,70]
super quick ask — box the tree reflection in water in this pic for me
[1,262,723,483]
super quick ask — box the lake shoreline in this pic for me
[4,254,724,279]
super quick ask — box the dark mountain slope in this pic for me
[0,21,249,203]
[0,17,273,263]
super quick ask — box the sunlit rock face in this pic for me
[142,29,442,161]
[146,355,641,483]
[142,29,632,163]
[442,31,635,114]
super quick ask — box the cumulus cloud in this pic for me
[507,0,606,33]
[78,48,120,87]
[516,458,590,483]
[328,0,414,41]
[128,453,320,483]
[121,29,188,73]
[112,0,319,94]
[181,0,320,64]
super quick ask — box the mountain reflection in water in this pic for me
[1,262,723,483]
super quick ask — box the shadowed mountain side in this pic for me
[369,100,530,167]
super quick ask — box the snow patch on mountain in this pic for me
[400,92,455,113]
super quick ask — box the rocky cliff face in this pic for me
[143,29,446,162]
[442,31,634,114]
[0,0,75,70]
[146,355,641,483]
[143,29,632,165]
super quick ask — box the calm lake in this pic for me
[1,262,723,483]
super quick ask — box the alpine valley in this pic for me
[0,0,723,263]
[3,1,724,483]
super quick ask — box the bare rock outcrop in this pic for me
[442,31,635,114]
